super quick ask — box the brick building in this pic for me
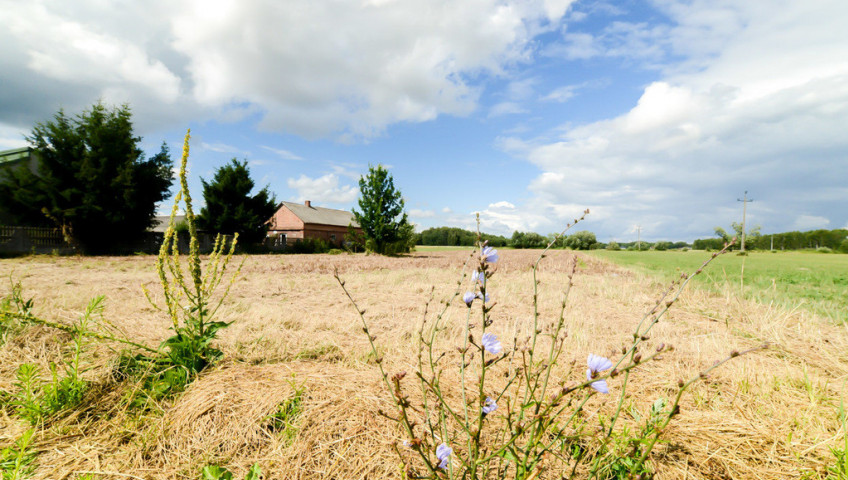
[267,200,361,247]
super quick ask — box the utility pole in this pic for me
[737,191,753,252]
[636,225,642,251]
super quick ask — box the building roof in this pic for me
[151,215,187,233]
[0,147,34,165]
[279,201,359,228]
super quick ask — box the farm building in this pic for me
[267,200,361,246]
[0,147,39,180]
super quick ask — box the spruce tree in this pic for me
[0,103,173,253]
[352,164,412,255]
[197,159,277,245]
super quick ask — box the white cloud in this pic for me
[441,207,452,213]
[792,215,830,231]
[286,173,358,204]
[0,0,578,140]
[542,85,577,103]
[409,209,436,218]
[489,102,528,117]
[261,146,303,161]
[509,0,848,239]
[200,142,243,154]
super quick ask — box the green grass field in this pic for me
[588,250,848,323]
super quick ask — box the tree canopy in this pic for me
[197,159,277,245]
[0,102,173,253]
[352,164,413,255]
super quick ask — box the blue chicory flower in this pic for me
[476,292,490,303]
[481,332,502,355]
[482,396,498,414]
[472,270,486,286]
[463,292,476,306]
[481,246,499,263]
[586,354,613,394]
[436,443,452,469]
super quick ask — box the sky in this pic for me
[1,0,846,242]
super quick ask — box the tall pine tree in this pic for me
[197,159,277,245]
[352,164,413,255]
[0,103,173,253]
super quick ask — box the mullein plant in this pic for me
[337,213,764,479]
[142,129,242,375]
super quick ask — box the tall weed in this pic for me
[337,216,761,479]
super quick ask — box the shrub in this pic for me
[606,241,620,251]
[289,238,330,254]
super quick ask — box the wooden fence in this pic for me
[0,225,73,254]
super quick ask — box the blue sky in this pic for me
[1,0,846,242]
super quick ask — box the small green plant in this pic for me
[6,296,100,425]
[594,398,669,479]
[0,429,37,480]
[201,463,261,480]
[827,397,848,479]
[265,377,305,444]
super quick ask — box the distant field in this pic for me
[588,250,848,323]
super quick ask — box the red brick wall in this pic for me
[267,205,363,247]
[303,224,359,246]
[267,206,304,233]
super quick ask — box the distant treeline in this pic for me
[415,227,510,247]
[418,226,848,253]
[416,227,600,250]
[693,228,848,252]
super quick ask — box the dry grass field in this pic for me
[1,249,846,479]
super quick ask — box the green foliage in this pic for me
[606,241,620,251]
[594,398,669,479]
[6,296,100,425]
[0,428,37,480]
[0,278,32,345]
[564,230,598,250]
[418,227,509,247]
[699,227,848,252]
[510,231,547,249]
[265,377,305,444]
[827,398,848,480]
[343,224,367,252]
[653,241,672,251]
[289,238,330,254]
[201,464,261,480]
[352,165,412,255]
[112,352,191,409]
[0,102,174,253]
[198,159,277,245]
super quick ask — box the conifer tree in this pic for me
[197,159,277,245]
[0,103,173,253]
[352,164,413,255]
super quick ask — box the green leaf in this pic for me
[245,463,261,480]
[201,465,233,480]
